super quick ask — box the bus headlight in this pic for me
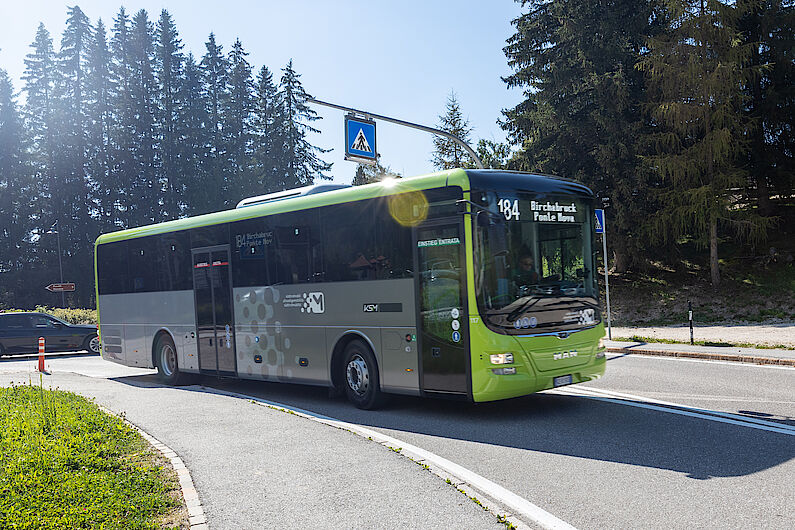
[490,353,514,365]
[492,367,516,375]
[596,337,606,358]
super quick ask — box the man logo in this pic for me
[553,350,578,360]
[302,292,325,314]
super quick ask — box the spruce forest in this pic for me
[0,6,331,306]
[501,0,793,295]
[0,1,793,312]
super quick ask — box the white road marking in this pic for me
[202,386,577,530]
[551,386,795,436]
[607,353,795,370]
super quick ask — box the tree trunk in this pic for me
[613,235,631,273]
[710,216,720,287]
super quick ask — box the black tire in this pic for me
[155,334,188,385]
[83,334,101,355]
[342,339,386,410]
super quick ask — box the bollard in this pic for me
[37,337,45,372]
[688,300,694,345]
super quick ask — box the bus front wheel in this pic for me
[155,334,188,385]
[343,339,385,410]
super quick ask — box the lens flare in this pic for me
[388,191,429,227]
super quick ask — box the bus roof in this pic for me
[94,168,593,245]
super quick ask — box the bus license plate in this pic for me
[553,375,573,387]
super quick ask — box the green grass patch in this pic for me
[0,380,182,529]
[612,335,795,350]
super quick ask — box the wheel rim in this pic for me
[89,336,101,354]
[346,354,369,396]
[161,343,177,377]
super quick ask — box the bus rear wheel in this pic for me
[343,339,385,410]
[155,334,188,385]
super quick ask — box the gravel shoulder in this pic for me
[611,322,795,348]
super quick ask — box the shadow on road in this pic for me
[111,372,794,481]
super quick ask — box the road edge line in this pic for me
[98,405,208,529]
[202,386,577,530]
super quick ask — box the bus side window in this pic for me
[374,198,412,279]
[97,240,129,295]
[128,238,158,292]
[321,201,376,282]
[271,211,321,285]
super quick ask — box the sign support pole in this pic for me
[309,98,485,169]
[56,228,64,307]
[602,215,612,340]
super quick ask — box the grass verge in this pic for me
[0,379,184,529]
[611,335,795,351]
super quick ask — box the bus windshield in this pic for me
[473,191,600,335]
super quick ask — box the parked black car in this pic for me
[0,312,100,356]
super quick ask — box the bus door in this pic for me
[414,220,470,397]
[192,245,237,376]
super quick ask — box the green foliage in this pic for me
[2,8,331,307]
[503,0,792,283]
[432,91,474,170]
[636,0,775,286]
[0,382,178,528]
[0,307,97,325]
[351,156,401,185]
[475,139,511,169]
[502,0,661,272]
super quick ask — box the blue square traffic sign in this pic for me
[345,115,377,163]
[594,209,605,234]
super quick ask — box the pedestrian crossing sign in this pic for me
[345,115,377,164]
[594,209,605,234]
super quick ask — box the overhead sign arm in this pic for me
[309,98,485,170]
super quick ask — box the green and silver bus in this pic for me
[95,169,606,408]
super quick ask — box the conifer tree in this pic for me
[432,91,473,170]
[352,157,400,185]
[0,69,30,295]
[637,0,768,286]
[502,0,661,271]
[22,23,57,229]
[251,65,282,193]
[200,33,230,209]
[226,39,255,201]
[86,19,113,231]
[56,5,93,256]
[177,52,210,215]
[475,139,511,169]
[739,0,795,217]
[129,9,159,224]
[109,7,135,228]
[154,9,184,219]
[278,60,331,188]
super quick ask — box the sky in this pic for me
[0,0,525,186]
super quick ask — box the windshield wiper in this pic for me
[506,296,542,322]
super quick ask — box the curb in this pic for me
[606,346,795,367]
[100,406,208,529]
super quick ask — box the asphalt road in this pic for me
[2,352,792,529]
